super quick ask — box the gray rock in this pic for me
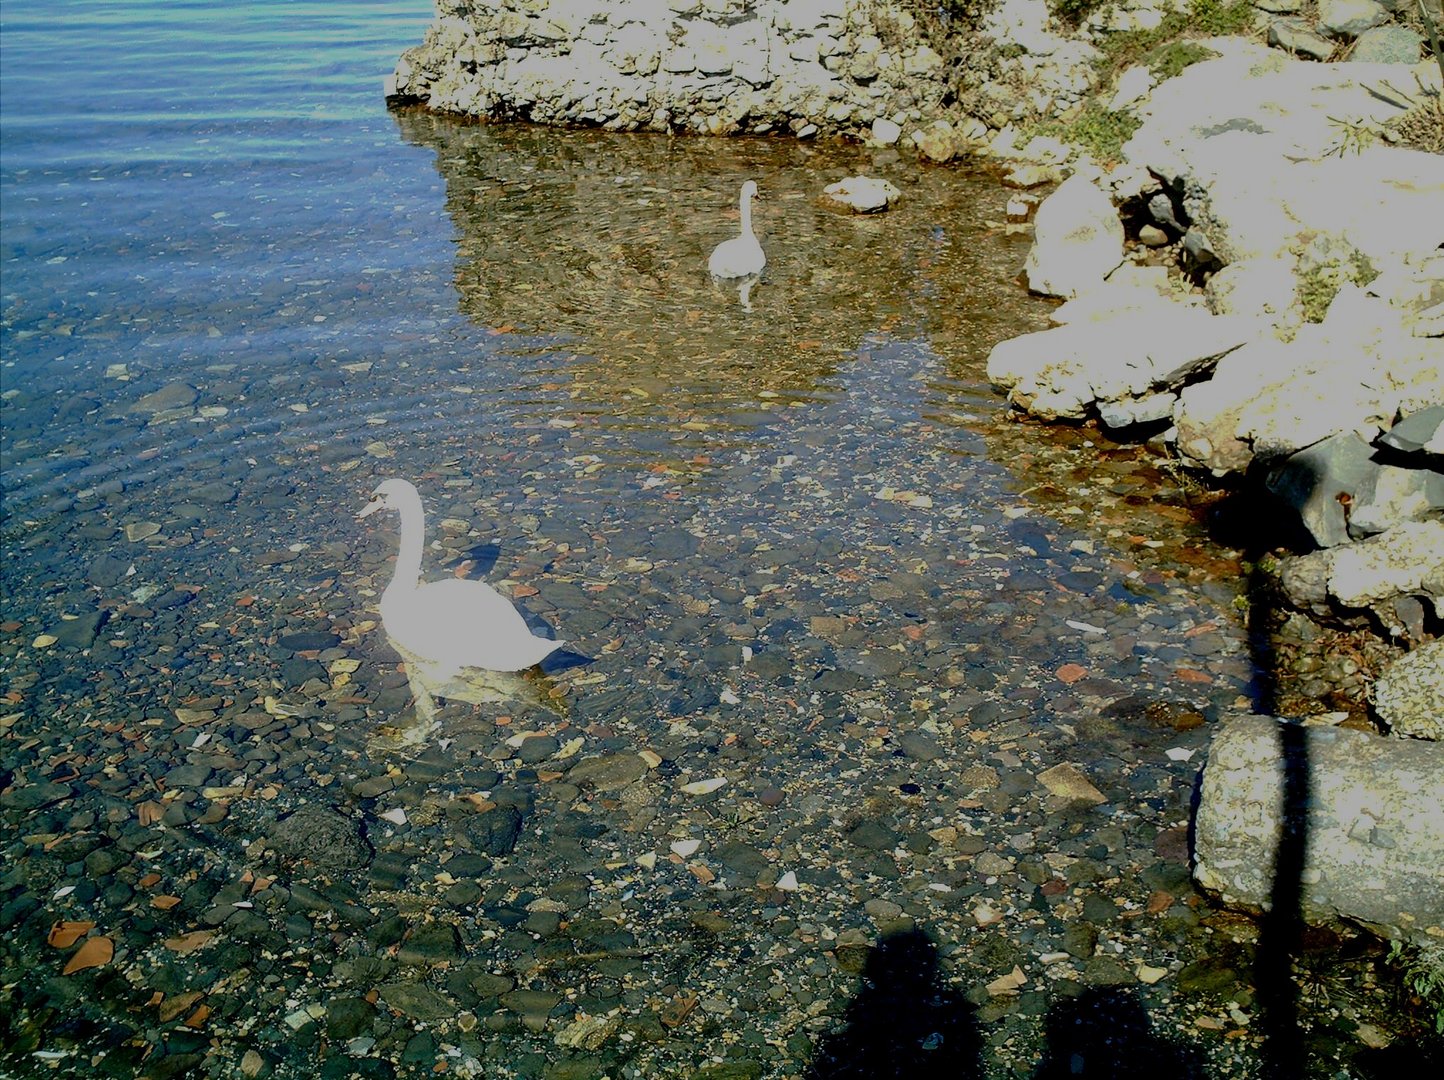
[1348,24,1424,63]
[379,981,455,1023]
[1348,460,1444,537]
[1276,518,1444,634]
[1374,640,1444,739]
[49,609,106,649]
[87,554,132,588]
[897,730,943,761]
[397,922,462,966]
[267,804,371,870]
[987,303,1260,421]
[1317,0,1389,37]
[1195,715,1444,944]
[1380,406,1444,455]
[567,752,648,791]
[517,734,560,763]
[820,175,901,214]
[163,764,215,789]
[0,781,73,811]
[913,120,957,163]
[461,805,523,856]
[1268,18,1337,60]
[131,382,197,414]
[847,818,900,850]
[1264,431,1378,548]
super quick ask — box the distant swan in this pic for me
[708,180,766,280]
[359,478,564,680]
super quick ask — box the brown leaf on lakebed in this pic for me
[1055,663,1087,684]
[164,931,215,954]
[47,920,97,949]
[62,934,113,974]
[137,800,165,826]
[46,918,96,947]
[151,895,182,910]
[159,990,204,1022]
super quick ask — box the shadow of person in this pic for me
[1033,987,1205,1080]
[805,927,981,1079]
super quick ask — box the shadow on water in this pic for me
[809,931,1211,1080]
[1033,987,1206,1080]
[805,928,982,1080]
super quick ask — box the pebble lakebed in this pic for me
[0,3,1421,1077]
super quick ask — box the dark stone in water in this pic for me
[0,781,73,811]
[87,555,131,589]
[278,631,341,652]
[150,589,194,610]
[280,658,326,688]
[162,764,213,789]
[846,819,900,851]
[462,806,524,856]
[267,805,371,871]
[50,609,107,649]
[326,996,376,1040]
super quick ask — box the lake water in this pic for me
[0,3,1400,1078]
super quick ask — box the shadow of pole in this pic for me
[1256,719,1311,1078]
[804,927,981,1079]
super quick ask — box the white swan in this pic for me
[359,478,565,678]
[708,180,766,280]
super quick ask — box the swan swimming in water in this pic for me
[359,478,564,729]
[708,179,766,280]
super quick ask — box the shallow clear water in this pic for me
[0,3,1394,1078]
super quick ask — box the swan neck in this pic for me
[739,190,754,237]
[387,490,426,596]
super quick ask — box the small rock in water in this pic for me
[821,175,901,214]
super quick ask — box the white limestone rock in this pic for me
[1374,641,1444,741]
[1021,173,1125,299]
[986,303,1261,420]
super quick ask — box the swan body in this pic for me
[708,180,766,280]
[359,479,564,676]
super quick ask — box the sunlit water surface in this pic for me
[2,3,1381,1078]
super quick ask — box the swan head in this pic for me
[358,477,418,519]
[741,179,759,202]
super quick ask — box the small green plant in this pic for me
[1096,0,1256,79]
[1389,940,1444,1034]
[1145,40,1219,80]
[1033,101,1142,162]
[1295,249,1378,323]
[1050,0,1112,27]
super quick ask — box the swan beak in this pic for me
[358,496,385,519]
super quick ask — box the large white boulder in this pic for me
[986,302,1261,420]
[1021,172,1125,299]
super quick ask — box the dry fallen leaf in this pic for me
[1055,663,1087,684]
[151,895,182,910]
[985,966,1027,996]
[659,992,699,1028]
[159,990,203,1022]
[163,931,215,955]
[137,801,164,826]
[47,921,96,949]
[62,935,114,974]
